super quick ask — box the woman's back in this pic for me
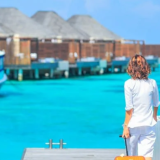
[125,78,159,128]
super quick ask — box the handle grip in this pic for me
[119,134,131,138]
[119,134,129,156]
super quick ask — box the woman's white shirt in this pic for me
[124,78,159,128]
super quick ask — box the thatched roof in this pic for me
[32,11,89,39]
[0,23,13,36]
[68,15,122,40]
[0,8,54,38]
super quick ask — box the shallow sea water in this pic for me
[0,71,160,160]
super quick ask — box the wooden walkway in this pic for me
[22,148,125,160]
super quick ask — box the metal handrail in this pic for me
[45,139,67,149]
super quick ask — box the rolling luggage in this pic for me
[114,135,145,160]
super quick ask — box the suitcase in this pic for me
[114,135,145,160]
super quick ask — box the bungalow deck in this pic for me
[4,58,159,80]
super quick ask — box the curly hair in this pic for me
[127,55,151,80]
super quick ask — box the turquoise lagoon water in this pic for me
[0,71,160,160]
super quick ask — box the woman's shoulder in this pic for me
[124,79,135,88]
[148,78,157,86]
[125,78,134,84]
[148,78,156,82]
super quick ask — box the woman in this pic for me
[122,55,159,160]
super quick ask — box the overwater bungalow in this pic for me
[0,8,159,80]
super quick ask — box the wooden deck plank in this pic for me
[22,149,126,160]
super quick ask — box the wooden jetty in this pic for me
[21,148,125,160]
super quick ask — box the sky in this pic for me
[0,0,160,44]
